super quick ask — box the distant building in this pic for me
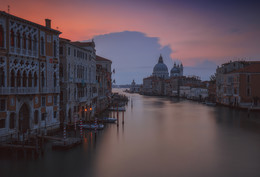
[129,80,141,93]
[0,11,61,138]
[216,61,260,108]
[142,76,165,95]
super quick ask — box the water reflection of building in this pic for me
[216,61,260,108]
[0,11,61,137]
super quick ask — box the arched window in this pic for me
[34,72,37,87]
[33,36,37,51]
[16,70,21,87]
[23,32,26,49]
[28,34,32,50]
[0,67,4,87]
[0,25,4,48]
[59,64,63,77]
[9,113,15,129]
[40,37,44,55]
[16,31,21,48]
[41,71,45,87]
[22,71,27,87]
[10,30,14,47]
[34,110,38,125]
[28,71,32,87]
[54,72,57,87]
[53,40,57,57]
[11,69,15,87]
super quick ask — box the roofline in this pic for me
[0,11,61,34]
[60,38,93,53]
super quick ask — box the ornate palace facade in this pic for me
[0,11,61,138]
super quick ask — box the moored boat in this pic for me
[102,117,117,123]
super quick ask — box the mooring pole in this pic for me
[122,111,124,124]
[117,104,119,127]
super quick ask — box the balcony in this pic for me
[79,97,88,103]
[41,87,60,93]
[0,87,39,95]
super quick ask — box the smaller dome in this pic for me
[171,67,180,74]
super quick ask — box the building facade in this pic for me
[59,38,97,124]
[216,61,260,108]
[0,11,61,138]
[96,55,112,113]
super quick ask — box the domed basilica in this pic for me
[152,55,183,79]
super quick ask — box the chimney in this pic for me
[45,19,51,28]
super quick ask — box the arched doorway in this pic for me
[19,104,30,133]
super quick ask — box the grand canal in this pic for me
[1,89,260,177]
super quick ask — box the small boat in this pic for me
[80,124,104,130]
[102,117,117,123]
[205,102,216,106]
[108,107,126,111]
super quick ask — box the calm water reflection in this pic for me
[1,89,260,177]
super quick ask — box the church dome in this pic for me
[152,55,169,79]
[153,63,168,73]
[153,55,168,73]
[170,63,183,77]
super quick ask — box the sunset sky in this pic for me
[1,0,260,84]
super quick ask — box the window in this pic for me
[247,75,250,83]
[53,111,57,119]
[10,30,14,47]
[11,70,15,87]
[59,46,63,55]
[22,71,27,87]
[54,95,57,105]
[23,32,26,49]
[17,31,21,48]
[34,110,38,124]
[16,70,21,87]
[247,88,251,97]
[41,96,46,106]
[68,47,70,55]
[54,40,57,57]
[28,71,32,87]
[40,37,44,55]
[33,36,37,51]
[0,119,5,128]
[0,67,4,87]
[54,73,57,87]
[9,113,15,129]
[34,72,38,87]
[59,64,63,77]
[41,71,45,87]
[0,99,6,111]
[0,25,4,48]
[28,34,32,50]
[41,113,46,121]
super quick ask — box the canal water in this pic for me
[1,89,260,177]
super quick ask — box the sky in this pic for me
[1,0,260,84]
